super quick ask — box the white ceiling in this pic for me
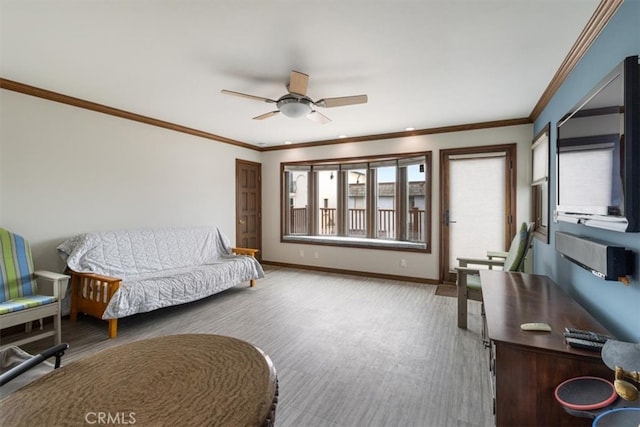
[1,1,600,147]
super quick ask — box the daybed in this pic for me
[57,226,264,338]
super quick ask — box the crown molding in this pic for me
[3,0,617,158]
[0,78,258,151]
[273,0,619,147]
[261,118,531,151]
[529,0,622,122]
[1,77,530,151]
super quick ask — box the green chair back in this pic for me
[502,222,530,272]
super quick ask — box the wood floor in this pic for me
[15,266,493,427]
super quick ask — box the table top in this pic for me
[480,270,612,357]
[0,334,277,426]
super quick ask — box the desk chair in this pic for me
[456,222,533,331]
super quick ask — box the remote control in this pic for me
[564,328,613,343]
[565,337,605,351]
[563,331,610,343]
[520,322,552,332]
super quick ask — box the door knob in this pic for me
[239,219,246,225]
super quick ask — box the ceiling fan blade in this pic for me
[307,110,331,125]
[221,89,276,103]
[288,70,309,96]
[253,111,280,120]
[315,94,368,108]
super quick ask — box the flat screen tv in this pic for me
[556,55,639,232]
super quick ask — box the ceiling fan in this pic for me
[221,70,367,124]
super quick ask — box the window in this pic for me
[405,162,426,242]
[345,164,368,237]
[373,164,396,239]
[285,167,310,235]
[281,152,431,252]
[316,168,338,236]
[531,123,550,243]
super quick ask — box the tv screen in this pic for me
[556,55,639,232]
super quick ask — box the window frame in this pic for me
[531,123,550,243]
[280,151,432,253]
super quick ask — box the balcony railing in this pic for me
[289,207,425,241]
[290,207,308,234]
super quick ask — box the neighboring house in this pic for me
[349,182,426,211]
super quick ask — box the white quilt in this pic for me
[57,226,264,319]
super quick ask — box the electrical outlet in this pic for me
[299,250,304,258]
[400,259,407,267]
[314,251,319,259]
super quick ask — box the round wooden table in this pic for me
[0,334,278,426]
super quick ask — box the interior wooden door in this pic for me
[440,144,516,284]
[236,159,262,260]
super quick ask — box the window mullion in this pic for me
[309,171,318,235]
[367,167,376,238]
[282,170,290,235]
[337,170,346,236]
[397,166,407,241]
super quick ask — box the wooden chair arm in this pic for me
[458,257,506,272]
[34,271,70,281]
[67,270,122,284]
[34,270,71,298]
[232,247,260,257]
[456,257,505,268]
[486,250,508,259]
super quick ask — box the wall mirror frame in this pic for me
[531,123,550,243]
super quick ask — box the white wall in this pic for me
[0,90,260,272]
[1,89,532,282]
[262,124,533,281]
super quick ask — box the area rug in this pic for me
[435,285,457,298]
[0,334,278,426]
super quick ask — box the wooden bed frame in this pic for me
[69,247,259,339]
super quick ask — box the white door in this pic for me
[441,146,515,283]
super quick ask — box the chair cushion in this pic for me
[467,274,482,291]
[0,228,38,303]
[503,222,529,272]
[0,295,57,315]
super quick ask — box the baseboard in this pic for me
[261,260,439,285]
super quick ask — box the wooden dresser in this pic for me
[480,270,613,427]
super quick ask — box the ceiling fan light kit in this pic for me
[222,70,368,125]
[278,96,312,118]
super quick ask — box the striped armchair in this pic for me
[0,228,69,350]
